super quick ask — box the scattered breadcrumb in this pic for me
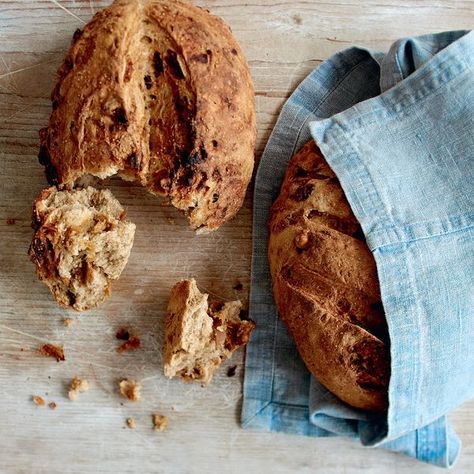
[152,414,168,432]
[32,395,45,406]
[117,336,141,353]
[226,365,237,377]
[6,218,16,225]
[48,402,57,410]
[119,379,141,401]
[68,377,90,400]
[233,282,243,291]
[39,343,65,362]
[63,318,74,327]
[126,417,136,429]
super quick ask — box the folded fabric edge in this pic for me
[241,398,334,437]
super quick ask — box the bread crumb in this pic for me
[117,336,141,353]
[39,343,65,362]
[63,318,74,327]
[152,413,168,432]
[119,379,141,401]
[126,417,136,429]
[32,395,45,406]
[68,377,90,400]
[48,402,57,410]
[233,282,243,291]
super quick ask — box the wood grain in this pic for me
[0,1,473,473]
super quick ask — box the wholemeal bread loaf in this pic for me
[38,0,256,232]
[29,186,135,311]
[164,279,255,383]
[268,140,390,411]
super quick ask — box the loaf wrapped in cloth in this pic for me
[241,30,474,467]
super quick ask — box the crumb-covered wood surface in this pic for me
[0,1,473,473]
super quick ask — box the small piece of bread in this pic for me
[164,279,255,383]
[32,395,45,406]
[126,417,136,429]
[152,414,168,432]
[68,377,89,400]
[29,186,135,311]
[119,379,141,401]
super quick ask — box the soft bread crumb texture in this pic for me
[119,379,141,401]
[29,186,135,312]
[126,417,136,429]
[164,279,255,384]
[68,377,90,400]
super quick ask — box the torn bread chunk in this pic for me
[29,186,135,311]
[164,279,255,383]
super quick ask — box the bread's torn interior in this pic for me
[164,279,255,383]
[29,186,135,311]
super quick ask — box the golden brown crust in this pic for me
[39,0,256,232]
[268,140,390,412]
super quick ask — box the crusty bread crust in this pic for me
[39,0,256,232]
[268,140,390,411]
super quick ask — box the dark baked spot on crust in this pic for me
[124,60,133,82]
[72,28,83,44]
[351,339,390,391]
[45,163,59,186]
[112,107,128,126]
[144,75,152,89]
[127,153,141,170]
[164,50,184,79]
[231,48,238,55]
[191,53,208,64]
[212,193,219,203]
[29,236,47,265]
[212,140,218,148]
[291,183,314,202]
[153,51,164,76]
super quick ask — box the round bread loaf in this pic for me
[268,140,390,411]
[39,0,256,232]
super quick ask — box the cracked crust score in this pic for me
[38,0,256,232]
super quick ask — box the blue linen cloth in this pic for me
[242,30,474,468]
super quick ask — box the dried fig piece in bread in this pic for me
[268,140,390,411]
[39,0,256,232]
[29,186,135,311]
[164,279,255,383]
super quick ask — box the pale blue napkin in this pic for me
[242,30,474,467]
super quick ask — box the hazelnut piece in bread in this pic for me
[29,187,135,311]
[268,140,390,411]
[39,0,256,232]
[164,279,255,383]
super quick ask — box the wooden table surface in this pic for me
[0,1,473,473]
